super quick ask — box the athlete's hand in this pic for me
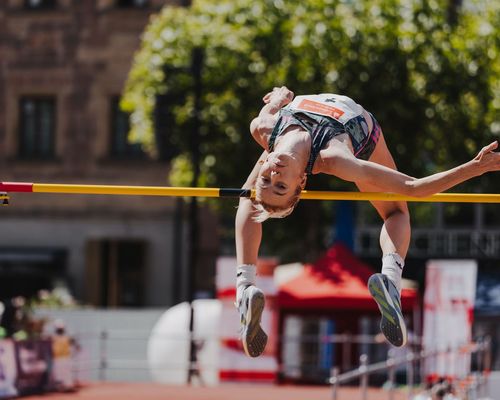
[473,141,500,174]
[263,86,294,107]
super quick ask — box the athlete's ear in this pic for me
[300,174,307,189]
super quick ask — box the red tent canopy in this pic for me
[278,243,418,311]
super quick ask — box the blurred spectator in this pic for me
[413,378,461,400]
[430,382,448,399]
[51,320,75,391]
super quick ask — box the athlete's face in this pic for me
[256,152,306,209]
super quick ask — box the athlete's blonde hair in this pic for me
[252,184,303,223]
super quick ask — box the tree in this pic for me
[123,0,499,262]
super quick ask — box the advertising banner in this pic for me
[14,339,52,395]
[0,340,17,399]
[423,260,477,380]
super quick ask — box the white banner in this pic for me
[423,260,477,379]
[0,340,17,399]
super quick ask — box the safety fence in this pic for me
[330,339,492,400]
[71,329,406,381]
[56,329,493,399]
[0,333,490,399]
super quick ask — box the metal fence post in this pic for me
[99,330,108,382]
[331,367,339,400]
[359,354,368,400]
[387,349,396,400]
[325,338,493,400]
[484,337,492,398]
[406,352,414,399]
[342,333,351,372]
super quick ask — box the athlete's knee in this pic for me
[383,206,410,225]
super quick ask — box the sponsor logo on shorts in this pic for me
[297,99,345,120]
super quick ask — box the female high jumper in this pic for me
[235,86,500,357]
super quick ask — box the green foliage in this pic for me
[123,0,499,261]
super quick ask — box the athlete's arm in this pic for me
[321,141,500,197]
[250,87,294,149]
[235,151,268,264]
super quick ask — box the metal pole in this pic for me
[331,367,339,400]
[485,337,492,372]
[477,340,484,373]
[407,352,415,399]
[342,333,351,372]
[479,340,487,399]
[99,330,108,382]
[187,46,204,386]
[359,354,368,400]
[484,337,492,398]
[387,349,396,400]
[172,198,184,303]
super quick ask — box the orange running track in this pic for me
[23,383,409,400]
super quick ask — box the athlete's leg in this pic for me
[355,132,410,347]
[356,133,411,258]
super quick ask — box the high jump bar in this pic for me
[1,181,500,203]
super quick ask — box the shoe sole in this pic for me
[368,274,407,347]
[242,289,268,358]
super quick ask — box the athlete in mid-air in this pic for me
[235,86,500,357]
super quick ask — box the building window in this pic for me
[110,96,145,159]
[116,0,149,8]
[18,97,56,160]
[85,240,146,307]
[24,0,57,9]
[0,247,67,302]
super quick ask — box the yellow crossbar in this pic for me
[299,191,500,203]
[32,184,500,203]
[33,184,222,198]
[2,182,500,203]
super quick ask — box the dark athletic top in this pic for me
[268,94,381,175]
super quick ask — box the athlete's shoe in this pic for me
[368,273,407,347]
[237,285,268,357]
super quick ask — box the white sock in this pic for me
[236,264,256,303]
[381,253,404,293]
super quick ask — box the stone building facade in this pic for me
[0,0,217,307]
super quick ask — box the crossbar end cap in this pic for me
[1,192,9,206]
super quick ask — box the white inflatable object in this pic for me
[147,299,222,385]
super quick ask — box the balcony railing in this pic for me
[356,228,500,258]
